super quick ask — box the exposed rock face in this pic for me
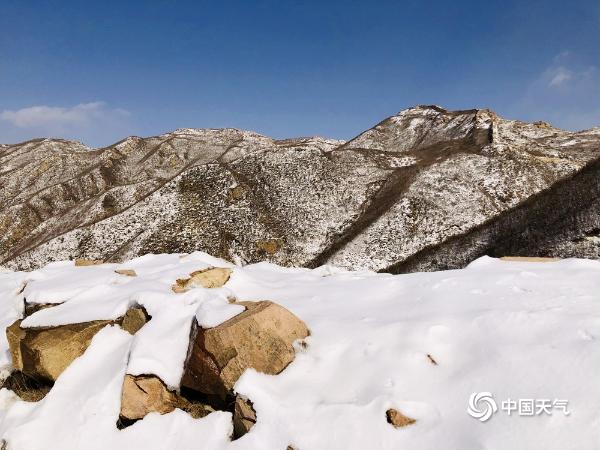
[7,307,148,382]
[120,374,213,421]
[233,395,257,438]
[3,289,306,428]
[3,106,600,272]
[1,371,52,402]
[120,308,149,335]
[7,319,112,381]
[120,375,180,419]
[182,301,309,397]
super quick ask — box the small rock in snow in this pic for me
[172,267,233,293]
[74,259,104,267]
[386,408,416,428]
[114,269,137,277]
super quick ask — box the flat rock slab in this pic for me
[172,267,232,293]
[499,256,560,262]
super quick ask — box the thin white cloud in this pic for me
[0,102,129,130]
[548,67,572,87]
[0,102,133,147]
[511,53,600,131]
[553,51,571,63]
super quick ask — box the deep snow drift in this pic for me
[0,252,599,449]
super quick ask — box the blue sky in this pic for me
[1,0,599,147]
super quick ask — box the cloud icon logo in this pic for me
[467,392,498,422]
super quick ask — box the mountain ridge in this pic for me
[2,105,600,271]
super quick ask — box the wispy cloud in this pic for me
[548,67,572,87]
[1,102,129,130]
[512,52,600,131]
[0,102,133,147]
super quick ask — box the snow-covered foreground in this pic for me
[0,253,599,449]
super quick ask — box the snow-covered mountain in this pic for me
[2,106,600,271]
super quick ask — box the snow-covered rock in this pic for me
[120,374,213,421]
[7,307,147,382]
[0,253,598,449]
[182,300,309,397]
[3,106,600,272]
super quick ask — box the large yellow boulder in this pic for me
[7,307,148,382]
[182,301,309,397]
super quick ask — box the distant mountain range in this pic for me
[2,105,600,272]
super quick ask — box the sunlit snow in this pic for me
[0,253,599,449]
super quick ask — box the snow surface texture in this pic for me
[0,252,599,449]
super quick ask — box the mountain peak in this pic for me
[2,107,600,273]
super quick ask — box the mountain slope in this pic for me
[2,106,600,271]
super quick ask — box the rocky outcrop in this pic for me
[7,307,147,382]
[2,106,600,272]
[182,301,309,397]
[5,297,307,430]
[7,319,113,382]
